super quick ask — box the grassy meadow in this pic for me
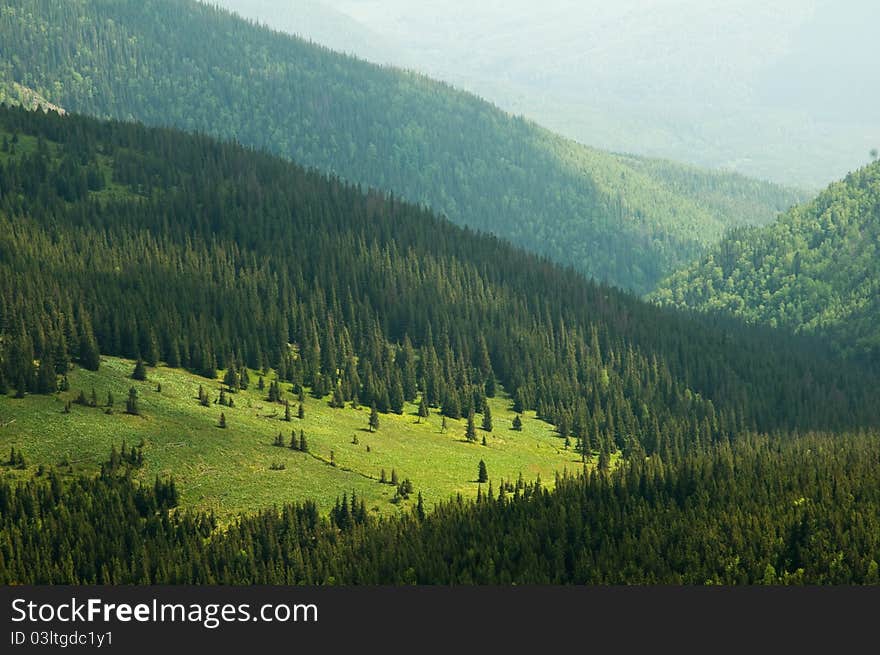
[0,356,601,519]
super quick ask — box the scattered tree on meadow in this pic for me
[125,387,139,415]
[466,409,477,442]
[478,459,488,483]
[482,403,493,432]
[369,404,380,432]
[132,358,147,381]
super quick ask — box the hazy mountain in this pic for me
[0,0,802,293]
[227,0,880,188]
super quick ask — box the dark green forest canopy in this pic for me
[0,0,805,293]
[1,106,878,461]
[3,431,880,584]
[654,160,880,363]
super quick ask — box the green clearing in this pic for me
[0,357,600,520]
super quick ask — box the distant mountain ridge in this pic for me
[252,0,879,189]
[0,0,804,293]
[653,159,880,362]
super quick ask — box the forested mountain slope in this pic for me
[653,161,880,362]
[1,106,877,465]
[0,0,804,292]
[5,430,880,584]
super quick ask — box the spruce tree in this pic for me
[478,459,488,483]
[284,400,291,422]
[78,326,101,372]
[416,492,425,521]
[482,403,493,432]
[512,414,523,431]
[36,361,56,394]
[298,403,305,420]
[332,385,345,408]
[369,403,380,432]
[125,387,139,415]
[418,397,429,423]
[466,409,477,442]
[223,366,239,391]
[132,358,147,381]
[218,412,227,429]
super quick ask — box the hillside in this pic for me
[0,0,804,292]
[653,160,880,362]
[1,104,878,499]
[6,429,880,584]
[0,355,581,519]
[2,107,880,587]
[257,0,879,188]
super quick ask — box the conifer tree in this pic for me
[298,403,305,420]
[478,459,488,483]
[369,403,380,432]
[218,412,227,429]
[78,322,101,372]
[418,397,429,423]
[36,361,56,394]
[512,414,523,431]
[482,403,493,432]
[390,376,404,414]
[485,375,496,398]
[331,385,345,408]
[125,387,139,415]
[284,400,291,422]
[466,409,477,442]
[132,358,147,381]
[416,491,425,521]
